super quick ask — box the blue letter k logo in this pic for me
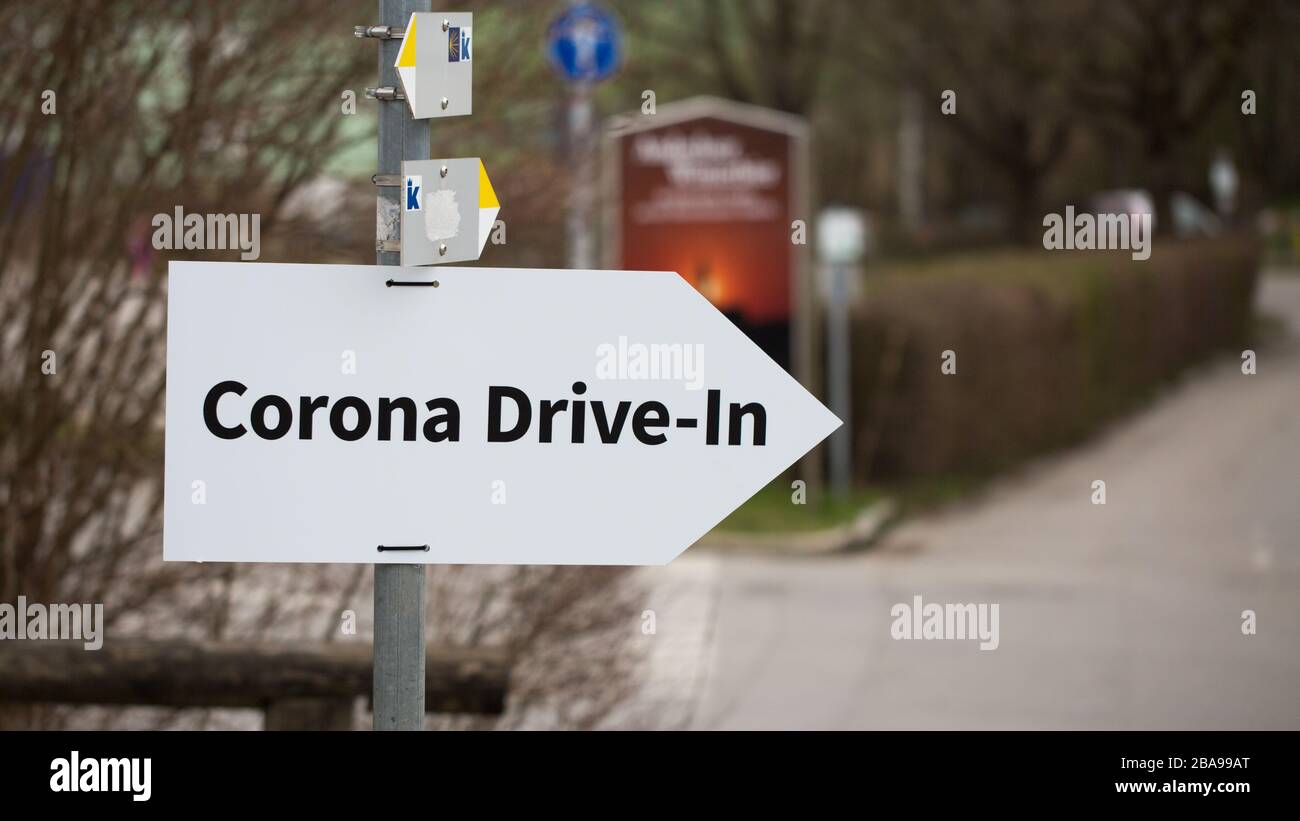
[406,178,421,210]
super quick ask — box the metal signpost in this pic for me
[816,208,866,495]
[547,2,622,269]
[355,1,476,731]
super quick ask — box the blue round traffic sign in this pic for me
[547,3,623,85]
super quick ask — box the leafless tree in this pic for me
[0,0,643,730]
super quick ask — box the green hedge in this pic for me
[849,237,1260,479]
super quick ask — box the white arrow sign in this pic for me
[164,261,839,565]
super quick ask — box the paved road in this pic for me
[641,274,1300,730]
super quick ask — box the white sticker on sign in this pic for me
[423,189,460,241]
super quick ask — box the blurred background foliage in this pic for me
[850,239,1259,480]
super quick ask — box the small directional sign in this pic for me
[164,262,840,566]
[395,11,472,119]
[400,157,498,266]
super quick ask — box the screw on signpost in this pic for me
[359,0,430,732]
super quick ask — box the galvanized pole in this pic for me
[827,261,852,495]
[371,0,429,731]
[566,83,595,269]
[561,0,596,270]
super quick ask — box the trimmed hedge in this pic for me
[850,237,1260,479]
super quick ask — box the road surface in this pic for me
[639,273,1300,730]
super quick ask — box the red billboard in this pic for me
[604,97,809,372]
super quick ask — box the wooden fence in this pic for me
[0,639,509,729]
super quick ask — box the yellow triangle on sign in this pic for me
[397,15,417,67]
[479,161,499,209]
